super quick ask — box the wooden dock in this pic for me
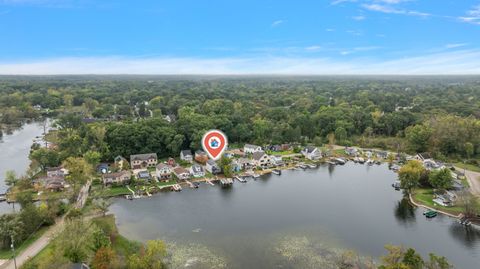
[235,176,247,183]
[205,178,215,186]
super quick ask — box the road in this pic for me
[456,167,480,196]
[0,180,92,269]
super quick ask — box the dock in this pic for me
[205,178,215,186]
[220,178,233,186]
[172,184,182,192]
[235,176,247,183]
[185,180,197,188]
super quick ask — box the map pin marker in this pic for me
[202,130,228,161]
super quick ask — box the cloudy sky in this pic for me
[0,0,479,74]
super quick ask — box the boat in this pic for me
[235,176,247,183]
[334,158,346,165]
[353,157,359,163]
[297,163,307,169]
[307,164,317,169]
[326,161,336,165]
[125,194,133,200]
[375,160,382,165]
[253,173,260,179]
[172,184,182,192]
[424,210,437,218]
[358,157,365,164]
[391,181,401,190]
[220,178,234,186]
[272,169,281,175]
[366,159,374,165]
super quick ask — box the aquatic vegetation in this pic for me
[166,242,228,269]
[274,236,376,269]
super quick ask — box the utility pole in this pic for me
[10,235,17,269]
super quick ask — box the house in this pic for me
[376,151,388,159]
[130,153,158,169]
[268,145,282,152]
[46,167,68,178]
[205,159,221,174]
[173,166,191,180]
[271,156,284,166]
[225,149,245,157]
[345,147,358,156]
[114,155,129,170]
[164,114,177,123]
[252,151,272,168]
[231,160,242,172]
[237,158,254,170]
[281,144,292,151]
[194,150,209,164]
[244,144,262,154]
[415,152,432,161]
[190,164,206,178]
[156,163,172,181]
[136,170,151,181]
[102,171,132,186]
[301,146,322,160]
[423,159,442,170]
[180,150,193,163]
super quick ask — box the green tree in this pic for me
[127,240,167,269]
[402,248,424,269]
[398,161,425,194]
[30,148,60,171]
[57,219,95,263]
[94,199,112,217]
[405,125,431,153]
[220,156,233,178]
[63,157,92,197]
[465,142,474,159]
[5,170,18,187]
[428,168,453,191]
[84,150,102,169]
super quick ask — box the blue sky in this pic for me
[0,0,480,74]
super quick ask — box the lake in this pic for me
[110,163,480,269]
[0,120,49,213]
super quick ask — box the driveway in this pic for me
[457,167,480,196]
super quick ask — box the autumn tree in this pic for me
[398,161,425,194]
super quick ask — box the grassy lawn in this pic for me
[267,150,295,156]
[0,226,49,259]
[93,185,132,198]
[157,180,176,187]
[454,162,480,173]
[413,188,465,215]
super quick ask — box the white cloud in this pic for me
[459,5,480,25]
[445,43,468,49]
[305,46,322,51]
[362,3,429,16]
[2,49,480,75]
[352,15,366,20]
[271,20,284,27]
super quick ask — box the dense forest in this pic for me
[1,75,480,164]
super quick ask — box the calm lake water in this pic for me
[0,120,48,213]
[110,163,480,269]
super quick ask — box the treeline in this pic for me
[4,76,478,164]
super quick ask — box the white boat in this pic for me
[358,157,365,164]
[272,169,281,175]
[307,164,317,168]
[253,173,260,178]
[366,159,374,165]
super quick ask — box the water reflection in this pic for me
[394,198,416,226]
[327,164,335,177]
[449,223,480,249]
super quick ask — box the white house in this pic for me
[271,156,284,166]
[102,171,132,186]
[244,144,262,154]
[190,164,206,178]
[130,153,158,169]
[173,166,191,180]
[301,146,322,160]
[180,150,193,162]
[205,159,221,174]
[252,151,272,168]
[156,163,172,181]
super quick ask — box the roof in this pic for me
[191,164,204,173]
[103,171,130,179]
[207,159,218,166]
[244,144,260,149]
[130,153,158,161]
[237,157,253,164]
[195,150,207,155]
[181,150,193,156]
[304,146,318,153]
[252,151,266,160]
[137,170,150,178]
[173,166,189,174]
[156,163,170,170]
[114,155,127,161]
[418,152,432,160]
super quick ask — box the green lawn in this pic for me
[93,185,132,198]
[0,226,49,259]
[267,150,295,156]
[413,188,465,215]
[454,162,480,173]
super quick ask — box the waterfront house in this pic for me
[225,148,245,157]
[345,147,358,156]
[415,152,432,161]
[190,164,206,178]
[136,170,152,181]
[205,159,221,174]
[35,175,66,191]
[180,150,193,163]
[156,163,172,181]
[271,156,284,166]
[173,166,191,180]
[301,146,322,160]
[237,157,254,170]
[194,150,209,164]
[130,153,158,169]
[46,167,68,178]
[268,145,282,152]
[114,155,129,170]
[102,171,132,186]
[252,151,272,168]
[244,144,262,154]
[231,159,242,172]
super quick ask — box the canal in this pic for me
[0,120,49,214]
[110,163,480,269]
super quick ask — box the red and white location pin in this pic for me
[202,129,228,161]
